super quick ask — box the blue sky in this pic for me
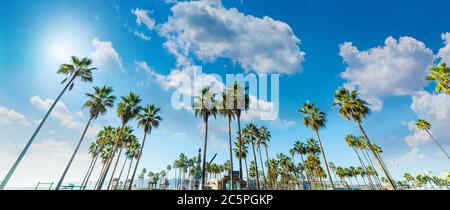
[0,0,449,187]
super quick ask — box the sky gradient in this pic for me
[0,0,449,188]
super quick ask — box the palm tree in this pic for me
[97,92,142,190]
[234,139,249,189]
[107,126,134,189]
[0,56,96,189]
[244,123,261,190]
[403,173,415,189]
[80,141,100,189]
[193,87,218,190]
[335,167,349,189]
[333,87,397,190]
[230,82,250,189]
[267,159,279,190]
[426,63,450,95]
[294,140,312,190]
[345,134,375,189]
[128,104,162,190]
[299,102,335,190]
[115,132,138,190]
[219,91,235,190]
[124,139,140,190]
[415,119,450,160]
[258,126,271,189]
[56,85,115,190]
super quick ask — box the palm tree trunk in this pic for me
[107,145,124,190]
[83,155,99,190]
[258,146,267,190]
[56,117,93,190]
[353,148,375,190]
[124,158,134,190]
[244,157,249,190]
[360,148,380,188]
[237,114,244,190]
[128,132,148,190]
[251,140,260,190]
[201,117,209,190]
[227,114,234,190]
[426,130,450,160]
[97,124,125,190]
[299,153,312,190]
[357,122,397,190]
[80,155,96,189]
[314,130,335,190]
[0,76,76,190]
[114,157,128,190]
[94,161,107,190]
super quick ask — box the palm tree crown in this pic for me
[58,56,96,89]
[416,119,431,131]
[138,104,162,134]
[426,63,450,94]
[299,101,327,131]
[193,87,218,120]
[117,92,142,125]
[333,87,371,124]
[84,85,116,119]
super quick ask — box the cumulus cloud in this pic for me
[339,36,435,111]
[241,95,278,121]
[131,8,156,31]
[158,0,305,74]
[438,32,450,64]
[0,138,92,188]
[0,106,30,126]
[90,38,124,71]
[404,91,450,147]
[30,96,85,130]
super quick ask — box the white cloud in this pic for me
[339,36,435,111]
[158,0,305,74]
[131,8,156,31]
[241,95,277,121]
[30,96,84,130]
[0,138,92,188]
[404,91,450,147]
[0,106,30,126]
[438,32,450,64]
[134,31,151,41]
[90,38,124,71]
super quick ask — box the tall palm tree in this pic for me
[267,159,279,190]
[426,63,450,95]
[219,91,235,190]
[90,126,115,189]
[230,82,249,189]
[124,139,140,190]
[243,123,261,190]
[0,56,96,189]
[294,140,312,190]
[333,87,397,190]
[56,85,115,190]
[299,102,335,190]
[345,134,375,189]
[234,139,249,188]
[115,132,138,190]
[80,141,100,189]
[107,126,134,189]
[193,87,217,190]
[415,119,450,160]
[258,126,270,189]
[128,104,162,190]
[97,92,142,190]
